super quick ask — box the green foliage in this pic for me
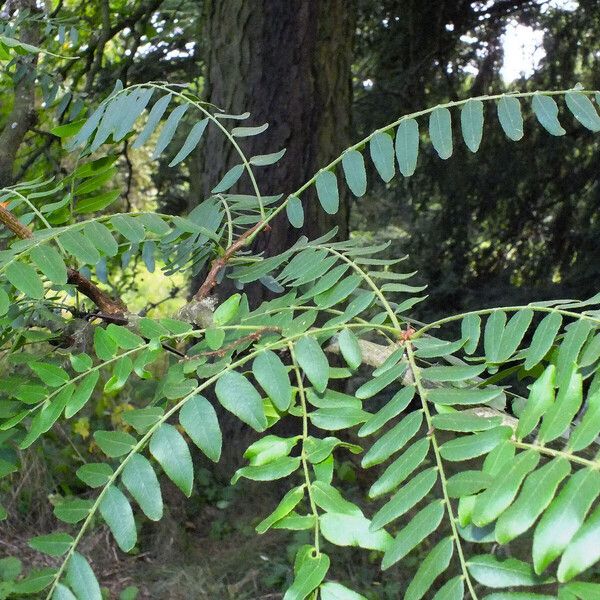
[2,24,600,600]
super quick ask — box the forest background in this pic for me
[2,0,599,598]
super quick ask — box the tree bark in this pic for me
[194,0,355,298]
[0,0,40,187]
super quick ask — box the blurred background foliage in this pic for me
[1,0,599,597]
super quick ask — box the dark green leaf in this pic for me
[149,424,194,497]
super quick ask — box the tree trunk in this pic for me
[0,0,40,187]
[193,0,355,299]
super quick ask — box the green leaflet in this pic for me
[66,552,102,600]
[497,96,524,141]
[249,148,286,166]
[122,407,164,435]
[256,485,305,534]
[565,91,600,131]
[131,94,172,149]
[232,123,268,137]
[152,103,189,159]
[342,149,367,197]
[461,98,484,153]
[294,336,329,393]
[76,462,113,489]
[252,351,293,411]
[524,312,562,370]
[429,107,453,159]
[420,364,486,382]
[315,170,339,214]
[231,456,301,485]
[369,437,430,498]
[532,94,566,136]
[211,164,244,193]
[30,245,67,284]
[361,410,423,468]
[28,533,73,557]
[369,131,395,182]
[467,554,554,588]
[93,430,136,457]
[283,550,329,600]
[558,503,600,582]
[312,481,362,516]
[179,395,222,462]
[99,485,137,552]
[59,230,100,264]
[53,583,78,600]
[568,390,600,451]
[215,370,268,431]
[432,576,464,600]
[5,261,44,299]
[538,368,582,444]
[337,328,362,370]
[381,501,444,570]
[84,221,119,257]
[320,582,367,600]
[556,319,593,389]
[404,537,453,600]
[427,387,503,406]
[213,293,241,326]
[286,196,304,228]
[439,426,512,461]
[395,119,419,176]
[516,364,555,441]
[484,310,507,363]
[149,424,194,497]
[461,313,481,354]
[446,470,492,498]
[532,467,600,574]
[121,453,163,521]
[358,385,415,437]
[54,499,92,524]
[320,513,392,551]
[243,435,300,466]
[370,467,438,532]
[355,362,407,399]
[65,371,99,418]
[472,450,540,526]
[168,118,209,166]
[431,412,503,432]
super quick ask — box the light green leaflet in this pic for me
[565,91,600,131]
[99,486,136,552]
[215,370,268,431]
[532,467,600,574]
[405,537,453,600]
[472,450,540,526]
[429,107,453,159]
[149,424,194,497]
[497,95,524,140]
[121,454,163,521]
[294,336,329,393]
[315,170,339,214]
[395,119,419,176]
[557,503,600,582]
[370,467,438,531]
[532,94,566,136]
[381,501,444,570]
[66,552,101,600]
[461,98,484,153]
[361,410,423,468]
[342,149,367,197]
[370,131,395,182]
[524,312,562,370]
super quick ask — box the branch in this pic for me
[0,204,126,316]
[193,221,264,301]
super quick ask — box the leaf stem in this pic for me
[406,343,479,600]
[289,342,321,553]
